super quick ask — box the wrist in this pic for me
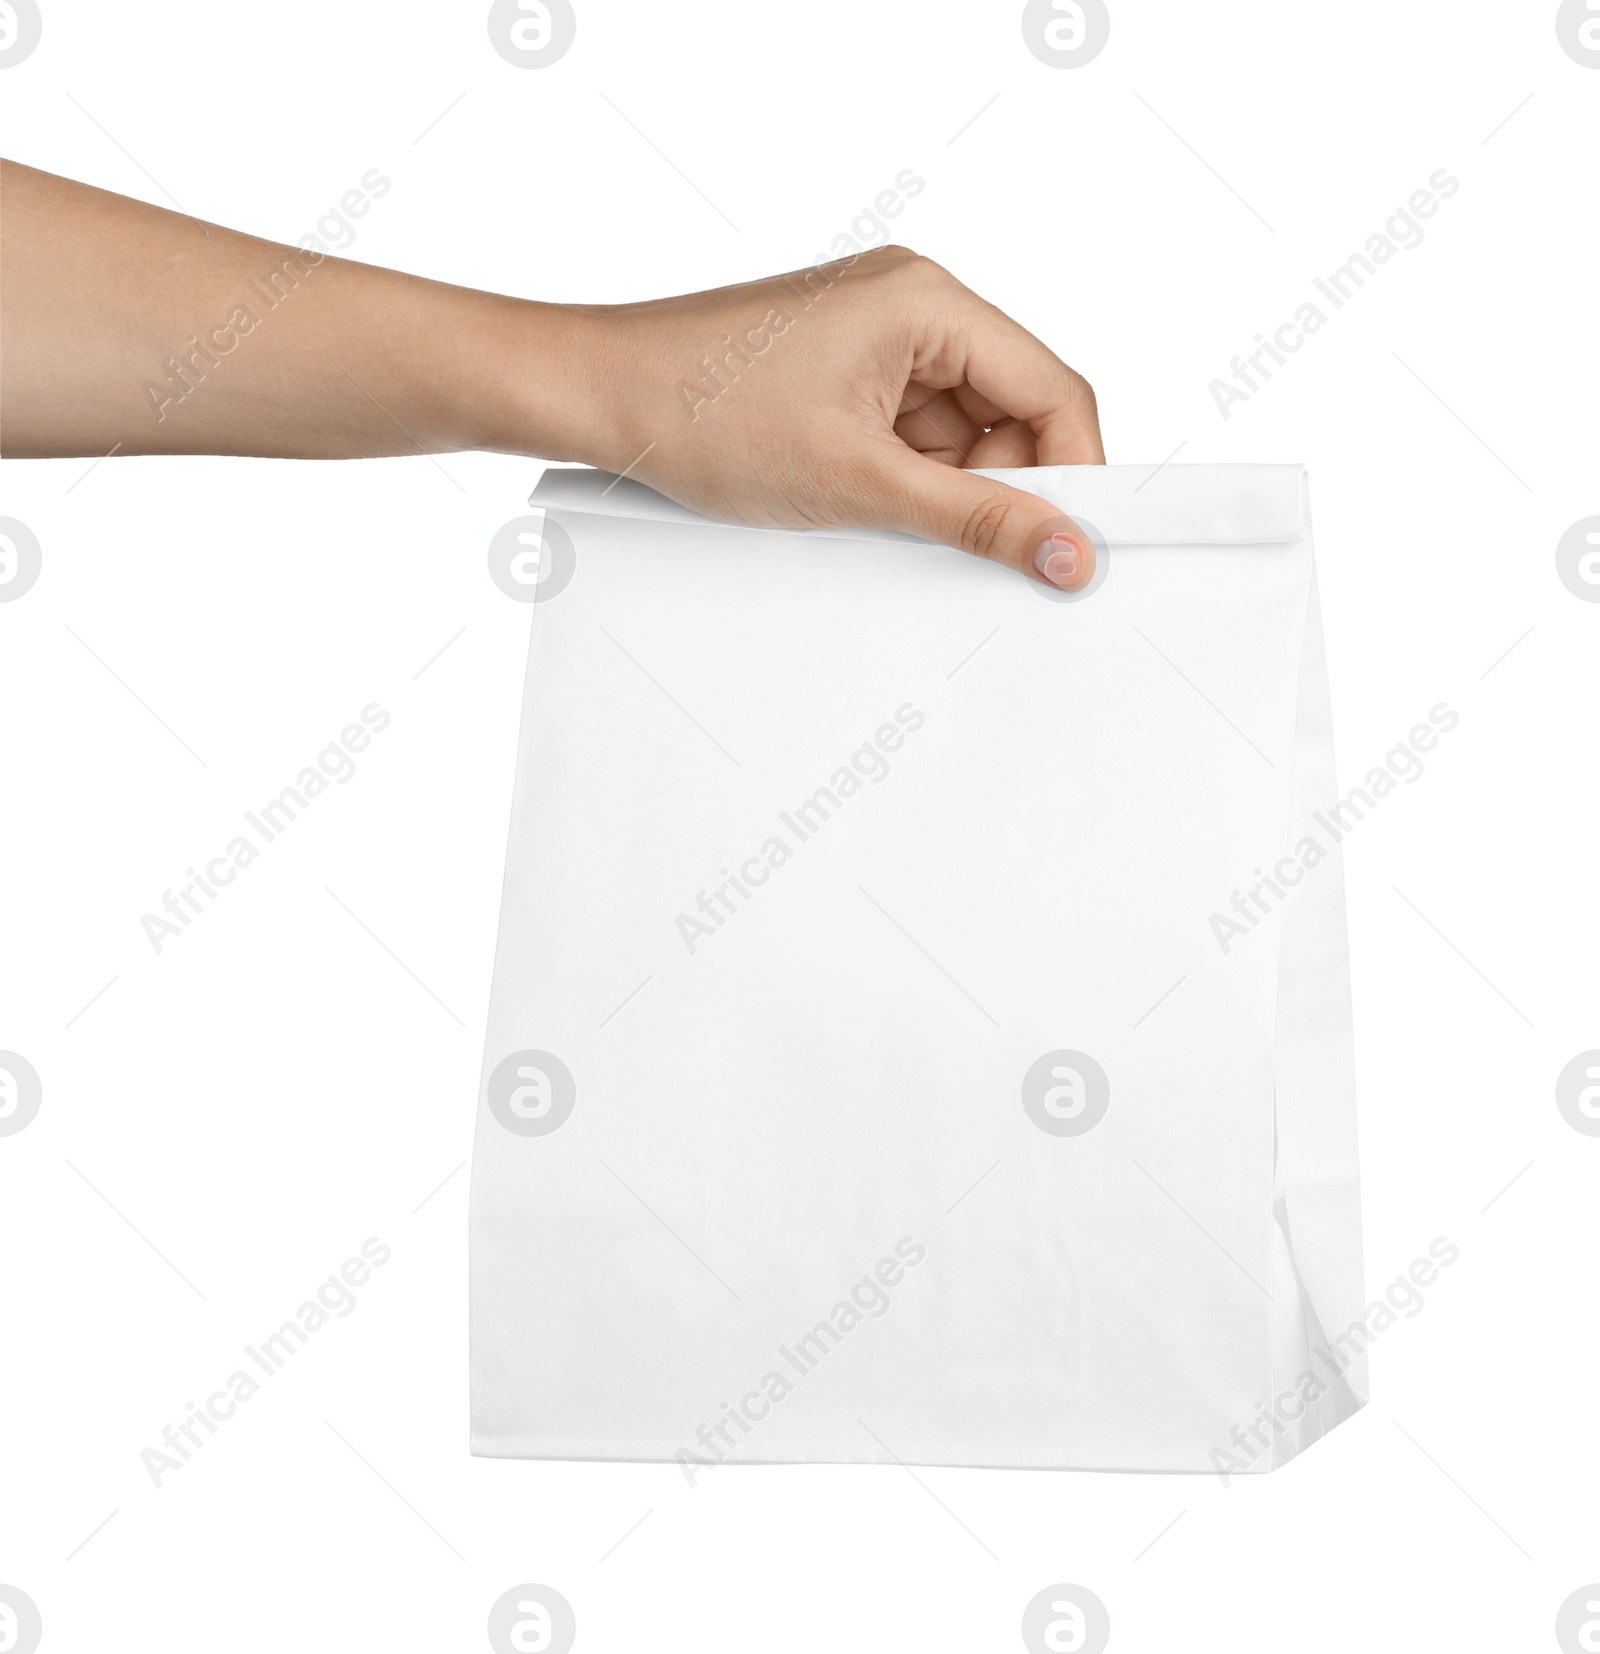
[456,295,629,469]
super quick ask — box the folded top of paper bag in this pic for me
[529,462,1307,548]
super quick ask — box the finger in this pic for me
[893,389,983,462]
[961,308,1104,465]
[950,383,1010,429]
[860,440,1095,590]
[914,278,1105,465]
[965,417,1038,469]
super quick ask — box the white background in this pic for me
[2,1,1597,1649]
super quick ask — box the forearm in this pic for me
[0,159,609,462]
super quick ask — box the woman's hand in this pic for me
[1,162,1101,587]
[569,248,1104,589]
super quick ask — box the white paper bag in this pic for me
[470,463,1365,1476]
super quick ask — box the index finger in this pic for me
[918,272,1105,465]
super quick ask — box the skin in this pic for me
[0,159,1101,587]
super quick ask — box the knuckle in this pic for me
[904,253,949,284]
[869,250,947,291]
[959,489,1013,562]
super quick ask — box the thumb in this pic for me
[864,445,1096,590]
